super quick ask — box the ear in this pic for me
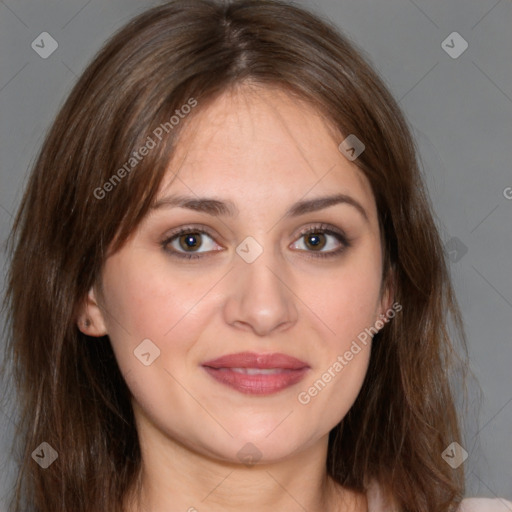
[376,267,396,321]
[76,285,108,337]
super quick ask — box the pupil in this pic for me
[307,233,324,249]
[182,233,200,250]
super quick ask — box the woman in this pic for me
[2,0,511,510]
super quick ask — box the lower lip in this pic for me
[202,367,309,395]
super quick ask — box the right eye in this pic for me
[161,226,224,260]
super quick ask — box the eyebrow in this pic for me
[151,193,369,222]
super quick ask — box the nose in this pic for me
[223,242,298,337]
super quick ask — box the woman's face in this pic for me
[81,84,392,464]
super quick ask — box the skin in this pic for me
[78,83,393,512]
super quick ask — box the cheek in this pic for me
[318,347,371,427]
[306,254,383,342]
[100,251,213,343]
[297,330,373,429]
[294,247,381,417]
[99,255,210,422]
[99,251,226,406]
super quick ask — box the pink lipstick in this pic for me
[201,352,310,395]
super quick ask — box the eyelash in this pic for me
[160,223,351,261]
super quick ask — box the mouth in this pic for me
[201,352,310,395]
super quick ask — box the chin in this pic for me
[184,427,306,466]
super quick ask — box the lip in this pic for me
[202,352,310,395]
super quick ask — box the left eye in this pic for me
[291,228,345,253]
[161,225,349,260]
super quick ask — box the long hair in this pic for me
[2,0,469,510]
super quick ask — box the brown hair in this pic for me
[2,0,469,510]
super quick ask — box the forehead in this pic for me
[157,84,376,222]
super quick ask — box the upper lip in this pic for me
[202,352,309,370]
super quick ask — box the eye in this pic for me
[290,224,350,259]
[161,225,222,260]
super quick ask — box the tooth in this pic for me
[229,368,286,375]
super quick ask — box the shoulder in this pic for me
[366,480,512,512]
[458,498,512,512]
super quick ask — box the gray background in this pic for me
[0,0,511,508]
